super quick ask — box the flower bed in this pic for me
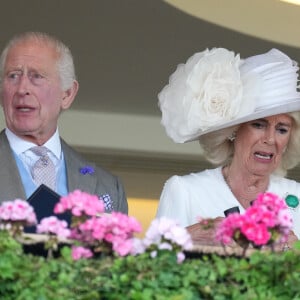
[1,230,300,300]
[1,191,300,299]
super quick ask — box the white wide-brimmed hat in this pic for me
[158,48,300,143]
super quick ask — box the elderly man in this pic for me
[0,32,128,217]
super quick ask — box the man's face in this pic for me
[1,40,69,144]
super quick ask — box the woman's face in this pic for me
[233,114,293,176]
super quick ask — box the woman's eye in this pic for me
[278,128,288,134]
[251,122,264,128]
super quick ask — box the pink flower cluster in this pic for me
[37,216,71,239]
[132,217,193,263]
[216,192,292,247]
[54,190,142,259]
[0,199,37,227]
[71,246,93,260]
[0,191,194,264]
[54,189,104,217]
[73,212,142,257]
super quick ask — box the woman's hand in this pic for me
[186,217,224,245]
[280,230,298,251]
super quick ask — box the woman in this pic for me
[156,48,300,245]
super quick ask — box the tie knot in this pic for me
[30,146,56,190]
[30,146,49,157]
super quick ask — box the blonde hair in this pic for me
[199,125,238,167]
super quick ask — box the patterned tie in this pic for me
[30,146,56,190]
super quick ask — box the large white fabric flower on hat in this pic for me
[158,48,254,143]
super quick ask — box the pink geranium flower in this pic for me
[71,246,93,260]
[216,192,293,249]
[72,212,142,257]
[53,190,143,258]
[0,199,37,227]
[0,199,37,237]
[37,216,71,239]
[54,190,104,217]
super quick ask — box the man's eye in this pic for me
[7,72,20,79]
[31,73,43,79]
[30,73,45,85]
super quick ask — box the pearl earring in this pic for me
[228,132,236,142]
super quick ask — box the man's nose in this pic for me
[17,75,30,96]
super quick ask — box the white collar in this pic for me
[5,128,62,160]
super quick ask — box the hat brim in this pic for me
[187,97,300,142]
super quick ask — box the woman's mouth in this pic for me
[254,152,274,160]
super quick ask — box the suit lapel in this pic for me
[61,140,97,194]
[0,130,27,202]
[0,132,100,203]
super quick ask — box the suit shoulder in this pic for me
[61,139,119,181]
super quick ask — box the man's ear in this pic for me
[61,80,79,110]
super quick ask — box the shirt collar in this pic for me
[5,128,62,160]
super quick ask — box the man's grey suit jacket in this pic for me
[0,130,128,214]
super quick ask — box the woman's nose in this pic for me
[264,129,275,144]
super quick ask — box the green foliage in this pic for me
[1,231,300,300]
